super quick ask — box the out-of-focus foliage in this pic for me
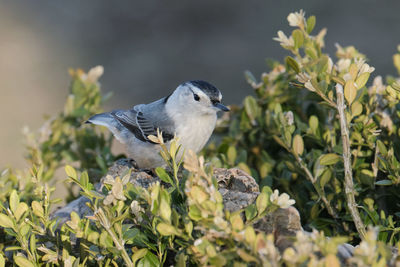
[206,9,400,243]
[1,10,400,267]
[24,66,116,182]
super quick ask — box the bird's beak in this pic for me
[214,102,230,112]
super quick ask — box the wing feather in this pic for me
[111,109,173,143]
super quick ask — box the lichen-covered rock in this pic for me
[214,168,259,212]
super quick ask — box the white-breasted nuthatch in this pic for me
[86,80,229,168]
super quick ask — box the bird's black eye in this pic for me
[193,94,200,101]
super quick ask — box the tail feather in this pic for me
[86,113,116,128]
[86,112,130,144]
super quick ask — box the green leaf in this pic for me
[292,29,304,49]
[319,153,341,165]
[155,168,173,184]
[237,163,251,175]
[9,190,19,214]
[156,223,178,236]
[306,15,316,33]
[256,192,269,214]
[245,204,257,221]
[375,180,393,186]
[99,231,113,248]
[32,201,44,218]
[376,140,387,156]
[14,256,35,267]
[344,80,357,105]
[0,214,14,228]
[132,248,148,265]
[292,135,304,156]
[14,203,28,222]
[320,169,332,188]
[394,54,400,75]
[0,254,4,267]
[355,72,370,89]
[285,56,300,73]
[244,96,260,124]
[331,76,345,86]
[351,101,363,117]
[20,223,30,237]
[80,171,89,188]
[65,165,77,180]
[309,115,319,134]
[137,252,160,267]
[227,146,237,165]
[159,198,171,223]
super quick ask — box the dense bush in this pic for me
[206,9,400,243]
[0,10,399,266]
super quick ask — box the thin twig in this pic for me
[95,208,134,267]
[295,156,338,219]
[335,83,366,238]
[372,145,379,188]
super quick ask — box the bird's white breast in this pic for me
[174,114,217,153]
[165,102,217,153]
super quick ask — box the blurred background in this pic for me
[1,0,400,168]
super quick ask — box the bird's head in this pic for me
[170,80,229,115]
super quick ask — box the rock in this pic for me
[214,168,259,212]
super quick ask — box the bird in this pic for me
[86,80,229,169]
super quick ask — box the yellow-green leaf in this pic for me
[320,153,341,165]
[65,165,77,180]
[244,96,260,124]
[292,29,304,49]
[159,199,171,223]
[351,101,363,117]
[237,249,258,263]
[306,15,316,34]
[349,64,358,80]
[393,54,400,75]
[244,226,256,244]
[132,248,148,265]
[237,162,251,175]
[376,140,387,155]
[331,76,345,86]
[32,201,44,218]
[0,214,13,228]
[256,192,268,214]
[156,223,179,236]
[230,213,244,231]
[14,203,28,222]
[292,135,304,156]
[344,80,357,105]
[0,254,4,267]
[227,146,237,165]
[320,169,332,187]
[355,72,370,89]
[309,115,319,134]
[9,190,19,214]
[285,56,300,73]
[14,256,35,267]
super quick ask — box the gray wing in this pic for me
[112,97,174,144]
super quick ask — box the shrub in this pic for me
[205,9,400,243]
[0,10,400,267]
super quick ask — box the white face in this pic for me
[177,83,222,115]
